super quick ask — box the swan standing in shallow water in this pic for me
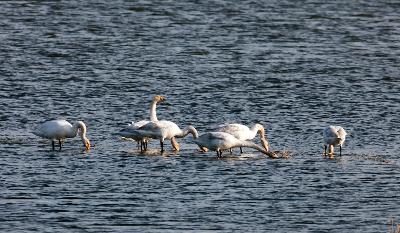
[217,123,269,153]
[323,125,347,156]
[118,95,166,150]
[194,132,276,158]
[33,119,90,150]
[131,122,200,152]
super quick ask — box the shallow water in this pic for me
[1,1,400,232]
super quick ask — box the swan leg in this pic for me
[140,141,144,151]
[240,147,243,154]
[145,141,148,150]
[324,145,327,156]
[339,145,342,156]
[58,139,62,150]
[137,141,140,149]
[160,140,164,152]
[52,140,55,150]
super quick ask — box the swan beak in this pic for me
[199,146,208,152]
[84,139,91,150]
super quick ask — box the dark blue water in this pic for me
[1,1,400,232]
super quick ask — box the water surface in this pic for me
[1,1,400,232]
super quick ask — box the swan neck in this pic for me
[150,99,158,122]
[254,124,266,139]
[75,121,87,139]
[240,141,268,154]
[176,127,198,139]
[74,121,90,150]
[189,127,199,139]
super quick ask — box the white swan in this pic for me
[194,132,276,158]
[217,123,269,153]
[323,125,347,156]
[33,119,90,150]
[132,121,200,152]
[118,95,165,150]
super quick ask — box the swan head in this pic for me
[187,126,208,151]
[153,95,166,103]
[83,138,91,150]
[337,127,347,145]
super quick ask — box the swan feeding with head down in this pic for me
[194,131,277,158]
[118,95,166,150]
[323,125,347,156]
[217,123,269,153]
[33,119,90,150]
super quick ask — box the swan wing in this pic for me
[195,132,236,150]
[217,123,251,140]
[129,120,149,129]
[33,119,73,139]
[139,121,181,139]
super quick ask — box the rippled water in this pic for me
[1,1,400,232]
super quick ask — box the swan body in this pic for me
[323,125,347,156]
[132,120,199,152]
[194,132,276,158]
[33,119,90,150]
[217,123,269,152]
[118,121,151,150]
[118,95,165,149]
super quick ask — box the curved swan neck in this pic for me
[188,126,199,139]
[176,126,198,139]
[74,121,87,139]
[75,121,91,150]
[253,124,266,139]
